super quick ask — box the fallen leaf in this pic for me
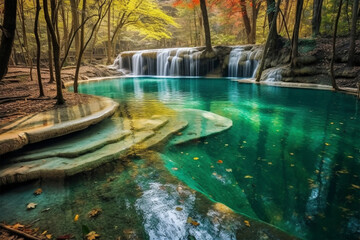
[12,223,24,230]
[193,157,199,160]
[27,203,37,209]
[224,144,229,147]
[244,175,253,179]
[88,208,102,218]
[46,234,52,239]
[347,156,354,159]
[351,184,360,189]
[325,143,330,146]
[217,160,223,164]
[191,220,200,226]
[187,217,193,223]
[86,231,100,240]
[268,162,272,165]
[74,214,79,222]
[244,220,251,227]
[42,230,48,235]
[290,153,294,156]
[175,207,183,211]
[290,164,295,167]
[171,167,178,171]
[34,188,42,195]
[225,168,232,172]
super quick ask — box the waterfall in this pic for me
[228,47,259,78]
[112,46,260,77]
[132,52,143,75]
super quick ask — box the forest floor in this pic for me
[0,65,121,126]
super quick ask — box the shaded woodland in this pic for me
[0,0,359,104]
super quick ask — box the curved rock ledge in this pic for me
[0,96,119,155]
[0,109,232,186]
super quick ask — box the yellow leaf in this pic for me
[171,167,178,171]
[88,208,102,218]
[244,175,253,179]
[244,220,251,227]
[325,143,330,146]
[191,220,200,226]
[351,184,360,189]
[347,156,354,159]
[290,153,294,156]
[46,234,52,239]
[86,231,100,240]
[42,230,48,235]
[74,214,79,222]
[268,162,272,165]
[193,157,199,160]
[175,207,183,211]
[225,168,232,172]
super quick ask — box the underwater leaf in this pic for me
[176,207,183,211]
[289,153,294,156]
[27,202,37,209]
[34,188,42,195]
[187,217,193,223]
[225,168,232,172]
[351,184,360,189]
[74,214,79,222]
[193,157,199,160]
[325,143,330,146]
[244,175,253,179]
[347,156,354,159]
[88,208,102,218]
[191,221,200,226]
[244,220,251,227]
[86,231,100,240]
[172,167,178,171]
[217,160,223,164]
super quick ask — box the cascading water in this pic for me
[113,46,260,78]
[227,47,259,78]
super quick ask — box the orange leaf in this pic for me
[217,160,223,164]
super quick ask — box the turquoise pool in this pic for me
[1,77,359,239]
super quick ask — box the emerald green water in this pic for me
[75,77,360,239]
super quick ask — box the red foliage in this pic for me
[173,0,200,9]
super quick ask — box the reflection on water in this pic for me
[1,77,359,240]
[77,77,360,240]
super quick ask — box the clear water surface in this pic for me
[1,77,360,239]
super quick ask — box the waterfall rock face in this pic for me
[113,46,262,78]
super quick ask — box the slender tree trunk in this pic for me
[47,28,55,83]
[74,0,86,93]
[0,0,17,81]
[330,0,343,90]
[256,0,281,82]
[19,0,34,81]
[348,0,359,66]
[266,0,279,51]
[193,8,198,46]
[199,0,212,52]
[60,0,69,54]
[240,0,252,44]
[34,0,44,96]
[70,0,80,59]
[280,0,290,32]
[43,0,65,104]
[291,0,304,67]
[107,5,112,65]
[312,0,323,37]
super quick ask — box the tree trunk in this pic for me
[199,0,212,52]
[34,0,44,97]
[43,0,65,104]
[70,0,80,59]
[280,0,290,32]
[348,0,359,66]
[74,0,86,93]
[47,28,55,83]
[0,0,17,81]
[240,0,252,44]
[291,0,304,67]
[193,8,198,46]
[19,0,34,81]
[60,0,69,55]
[266,0,279,51]
[312,0,323,37]
[107,5,112,65]
[330,0,343,90]
[256,0,281,82]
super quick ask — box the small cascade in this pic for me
[132,52,143,75]
[112,46,260,77]
[227,47,259,78]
